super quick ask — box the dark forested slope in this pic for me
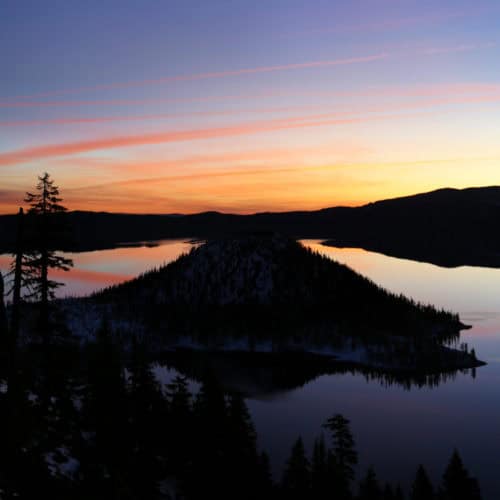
[89,235,463,343]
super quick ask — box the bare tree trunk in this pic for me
[5,214,22,431]
[40,246,49,348]
[36,203,50,349]
[0,272,7,342]
[11,207,24,343]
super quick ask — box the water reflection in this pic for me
[151,353,495,497]
[303,240,500,317]
[158,351,477,398]
[0,239,194,299]
[302,240,500,364]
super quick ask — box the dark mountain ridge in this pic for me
[1,186,500,267]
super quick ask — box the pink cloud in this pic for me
[3,82,500,111]
[3,90,500,128]
[0,104,340,127]
[0,110,434,167]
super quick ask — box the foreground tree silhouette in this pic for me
[226,392,261,498]
[323,413,358,499]
[358,467,383,500]
[81,320,131,498]
[410,464,434,500]
[282,437,311,500]
[189,375,230,499]
[22,173,73,345]
[257,451,275,500]
[10,207,25,344]
[311,434,329,499]
[0,353,486,500]
[164,374,193,478]
[127,338,165,497]
[382,482,403,500]
[440,449,481,500]
[394,485,405,500]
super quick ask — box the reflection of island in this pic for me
[159,350,479,398]
[61,234,484,372]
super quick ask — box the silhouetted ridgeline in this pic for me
[2,186,500,267]
[321,186,500,268]
[53,235,482,371]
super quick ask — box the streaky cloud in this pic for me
[0,53,388,101]
[0,104,346,127]
[4,91,500,128]
[0,111,435,167]
[0,91,288,109]
[2,82,499,110]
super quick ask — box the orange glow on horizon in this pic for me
[4,0,500,219]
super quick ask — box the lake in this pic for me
[1,239,500,497]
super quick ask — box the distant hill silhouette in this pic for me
[2,186,500,267]
[323,186,500,267]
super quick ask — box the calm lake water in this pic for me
[2,239,500,497]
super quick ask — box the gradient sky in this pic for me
[2,0,500,214]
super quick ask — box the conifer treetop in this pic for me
[24,172,68,215]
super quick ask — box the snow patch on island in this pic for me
[45,446,79,479]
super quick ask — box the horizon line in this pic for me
[1,184,498,217]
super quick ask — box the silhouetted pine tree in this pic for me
[34,348,86,500]
[226,392,261,499]
[190,375,229,499]
[382,483,397,500]
[440,450,481,500]
[164,374,193,478]
[410,464,434,500]
[323,413,358,499]
[257,451,275,500]
[394,484,405,500]
[9,207,24,344]
[127,338,164,497]
[358,467,383,500]
[311,433,330,500]
[80,320,131,498]
[282,437,311,500]
[22,173,73,346]
[227,392,257,459]
[0,360,48,498]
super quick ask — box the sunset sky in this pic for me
[2,0,500,214]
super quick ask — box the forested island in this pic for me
[48,234,482,373]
